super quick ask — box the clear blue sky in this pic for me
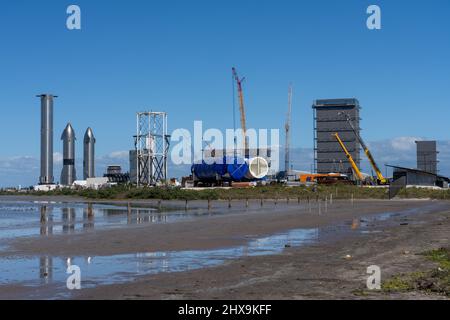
[0,0,449,160]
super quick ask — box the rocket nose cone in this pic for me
[84,127,95,142]
[61,123,76,140]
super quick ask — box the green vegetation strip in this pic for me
[382,248,450,297]
[1,185,450,200]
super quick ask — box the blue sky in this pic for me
[0,0,449,186]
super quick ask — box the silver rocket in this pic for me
[38,94,57,185]
[83,127,96,179]
[60,123,77,186]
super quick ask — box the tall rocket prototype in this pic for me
[60,123,77,186]
[83,128,96,179]
[38,94,57,185]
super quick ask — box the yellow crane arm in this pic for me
[364,149,387,184]
[339,112,387,184]
[333,133,364,181]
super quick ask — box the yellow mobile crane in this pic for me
[333,133,365,182]
[339,113,388,185]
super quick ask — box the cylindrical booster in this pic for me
[61,123,77,186]
[38,94,56,185]
[83,128,96,179]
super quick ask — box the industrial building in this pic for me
[416,141,439,174]
[388,165,449,189]
[104,165,129,184]
[313,99,361,175]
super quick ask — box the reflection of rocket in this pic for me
[40,205,53,236]
[62,207,76,233]
[83,128,96,179]
[60,123,77,185]
[39,256,53,283]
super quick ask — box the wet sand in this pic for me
[1,199,432,257]
[0,197,449,300]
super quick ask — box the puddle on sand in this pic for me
[0,201,230,240]
[0,228,319,298]
[0,201,445,299]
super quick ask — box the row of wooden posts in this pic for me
[122,193,356,213]
[39,193,356,222]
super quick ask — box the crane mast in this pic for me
[285,84,293,174]
[232,67,247,152]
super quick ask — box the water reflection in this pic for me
[40,205,53,236]
[83,205,95,231]
[39,256,52,283]
[62,208,76,234]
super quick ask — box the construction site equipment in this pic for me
[191,156,269,186]
[135,112,170,186]
[333,133,364,182]
[339,112,388,184]
[285,84,293,174]
[232,67,247,152]
[299,173,352,185]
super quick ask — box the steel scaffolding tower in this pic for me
[135,112,169,186]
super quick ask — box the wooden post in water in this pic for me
[228,198,232,209]
[88,202,93,218]
[158,200,162,211]
[185,200,189,211]
[260,197,264,207]
[208,198,212,211]
[330,193,333,205]
[351,193,354,207]
[325,196,328,212]
[127,202,132,216]
[245,198,249,208]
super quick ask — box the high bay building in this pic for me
[313,98,361,175]
[416,141,439,174]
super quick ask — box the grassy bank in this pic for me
[1,185,449,200]
[382,248,450,297]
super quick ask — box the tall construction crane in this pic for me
[333,133,365,182]
[232,67,247,152]
[339,112,388,185]
[285,84,293,174]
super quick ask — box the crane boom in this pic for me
[339,113,387,184]
[333,133,365,182]
[232,67,247,152]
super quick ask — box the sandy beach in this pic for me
[0,196,448,300]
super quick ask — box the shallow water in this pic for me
[0,201,218,240]
[0,200,443,299]
[0,227,319,299]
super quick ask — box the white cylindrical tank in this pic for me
[245,157,269,180]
